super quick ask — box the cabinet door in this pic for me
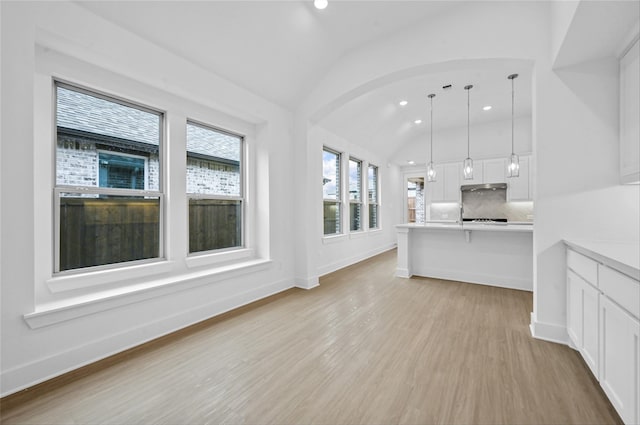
[599,295,640,425]
[483,158,506,183]
[567,270,599,378]
[443,163,460,202]
[508,156,530,201]
[581,281,599,378]
[620,38,640,184]
[429,165,445,202]
[567,270,583,348]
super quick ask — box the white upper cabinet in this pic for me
[443,163,461,202]
[429,165,445,202]
[483,158,506,184]
[428,163,460,203]
[620,38,640,184]
[507,156,531,201]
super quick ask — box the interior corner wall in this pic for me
[0,1,296,397]
[533,56,640,341]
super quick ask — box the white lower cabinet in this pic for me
[566,247,640,424]
[566,270,599,378]
[599,296,640,425]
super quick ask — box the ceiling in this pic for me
[78,0,462,109]
[319,60,533,163]
[76,1,539,165]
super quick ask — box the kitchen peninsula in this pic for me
[396,222,533,291]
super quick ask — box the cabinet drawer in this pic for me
[599,265,640,319]
[567,249,598,285]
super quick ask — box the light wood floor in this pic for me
[1,249,622,424]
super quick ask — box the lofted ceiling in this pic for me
[77,1,535,164]
[318,60,533,163]
[78,0,462,109]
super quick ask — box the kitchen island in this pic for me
[396,222,534,291]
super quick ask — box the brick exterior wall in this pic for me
[186,158,240,196]
[56,143,239,196]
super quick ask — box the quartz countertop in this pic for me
[564,239,640,280]
[396,222,534,232]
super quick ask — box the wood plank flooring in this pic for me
[0,249,622,424]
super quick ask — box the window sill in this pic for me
[349,231,368,240]
[185,248,254,269]
[322,234,347,244]
[25,258,272,329]
[368,228,383,235]
[47,260,174,293]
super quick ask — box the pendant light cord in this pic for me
[465,85,471,158]
[511,76,515,154]
[429,94,434,162]
[508,73,518,155]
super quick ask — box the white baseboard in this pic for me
[396,268,411,278]
[317,243,396,277]
[1,278,293,397]
[294,276,319,290]
[529,312,569,345]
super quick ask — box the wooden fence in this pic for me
[59,197,160,271]
[189,199,241,253]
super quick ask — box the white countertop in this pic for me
[564,239,640,280]
[396,222,534,233]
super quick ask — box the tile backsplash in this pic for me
[430,188,533,222]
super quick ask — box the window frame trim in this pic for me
[322,146,343,236]
[348,156,364,232]
[53,80,166,274]
[185,119,246,256]
[367,163,380,230]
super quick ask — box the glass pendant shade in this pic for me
[427,162,437,182]
[507,153,520,177]
[463,157,474,180]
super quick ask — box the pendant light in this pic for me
[506,73,520,177]
[427,93,437,182]
[463,84,474,180]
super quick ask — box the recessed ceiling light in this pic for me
[483,105,492,111]
[408,160,416,165]
[314,0,328,9]
[414,119,422,124]
[399,100,408,106]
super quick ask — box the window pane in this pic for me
[350,203,362,231]
[189,199,242,252]
[99,152,146,189]
[58,193,160,271]
[369,204,378,229]
[349,158,361,201]
[368,165,378,203]
[186,123,241,197]
[56,85,161,190]
[323,201,340,235]
[322,149,340,200]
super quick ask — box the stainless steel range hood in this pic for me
[460,183,508,192]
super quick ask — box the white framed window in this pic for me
[323,147,342,235]
[349,157,363,232]
[186,121,244,254]
[368,164,380,229]
[54,81,164,273]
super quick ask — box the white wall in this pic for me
[295,1,549,288]
[309,126,398,278]
[0,1,296,396]
[296,1,639,345]
[533,56,640,341]
[392,116,533,166]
